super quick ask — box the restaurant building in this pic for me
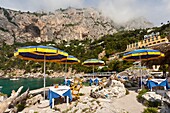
[126,32,169,52]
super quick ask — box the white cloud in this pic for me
[0,0,170,25]
[36,0,84,11]
[0,0,84,12]
[97,0,143,23]
[96,0,170,25]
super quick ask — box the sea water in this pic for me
[0,77,64,96]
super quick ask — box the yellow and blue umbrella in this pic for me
[58,55,80,76]
[14,45,68,62]
[82,59,105,66]
[123,49,164,61]
[57,55,80,73]
[82,59,105,77]
[58,55,80,85]
[14,45,68,99]
[123,49,165,89]
[59,55,80,64]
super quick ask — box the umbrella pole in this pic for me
[64,63,67,85]
[65,63,67,74]
[65,61,68,85]
[43,56,46,100]
[93,65,94,78]
[139,56,142,89]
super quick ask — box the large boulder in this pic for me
[90,79,126,99]
[26,94,43,106]
[160,91,170,113]
[142,92,162,102]
[110,80,126,98]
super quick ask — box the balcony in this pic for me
[126,36,169,52]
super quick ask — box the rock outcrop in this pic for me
[0,7,118,45]
[26,94,43,106]
[160,91,170,113]
[67,97,127,113]
[142,92,162,102]
[0,7,153,45]
[90,79,126,99]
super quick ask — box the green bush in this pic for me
[137,89,161,107]
[16,103,25,112]
[143,107,158,113]
[79,93,85,96]
[144,101,161,107]
[82,82,90,86]
[136,88,148,102]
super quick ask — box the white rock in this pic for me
[26,94,43,106]
[142,92,162,102]
[90,79,126,99]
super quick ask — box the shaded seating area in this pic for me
[48,86,72,108]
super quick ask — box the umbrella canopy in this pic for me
[82,59,105,66]
[14,45,68,99]
[14,45,68,62]
[58,55,80,85]
[123,49,165,89]
[59,55,80,64]
[123,49,165,61]
[82,59,105,78]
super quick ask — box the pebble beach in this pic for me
[21,86,146,113]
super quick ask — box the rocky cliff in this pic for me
[0,7,153,45]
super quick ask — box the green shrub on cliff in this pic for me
[143,107,158,113]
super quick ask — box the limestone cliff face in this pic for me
[0,7,153,45]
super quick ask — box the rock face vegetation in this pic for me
[1,7,170,75]
[0,7,153,45]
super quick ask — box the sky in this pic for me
[0,0,170,26]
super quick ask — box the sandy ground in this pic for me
[80,86,146,113]
[111,90,146,113]
[21,86,146,113]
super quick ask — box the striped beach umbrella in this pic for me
[82,59,105,77]
[82,59,105,66]
[14,45,68,99]
[59,55,80,64]
[123,49,164,61]
[123,49,164,89]
[58,55,80,85]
